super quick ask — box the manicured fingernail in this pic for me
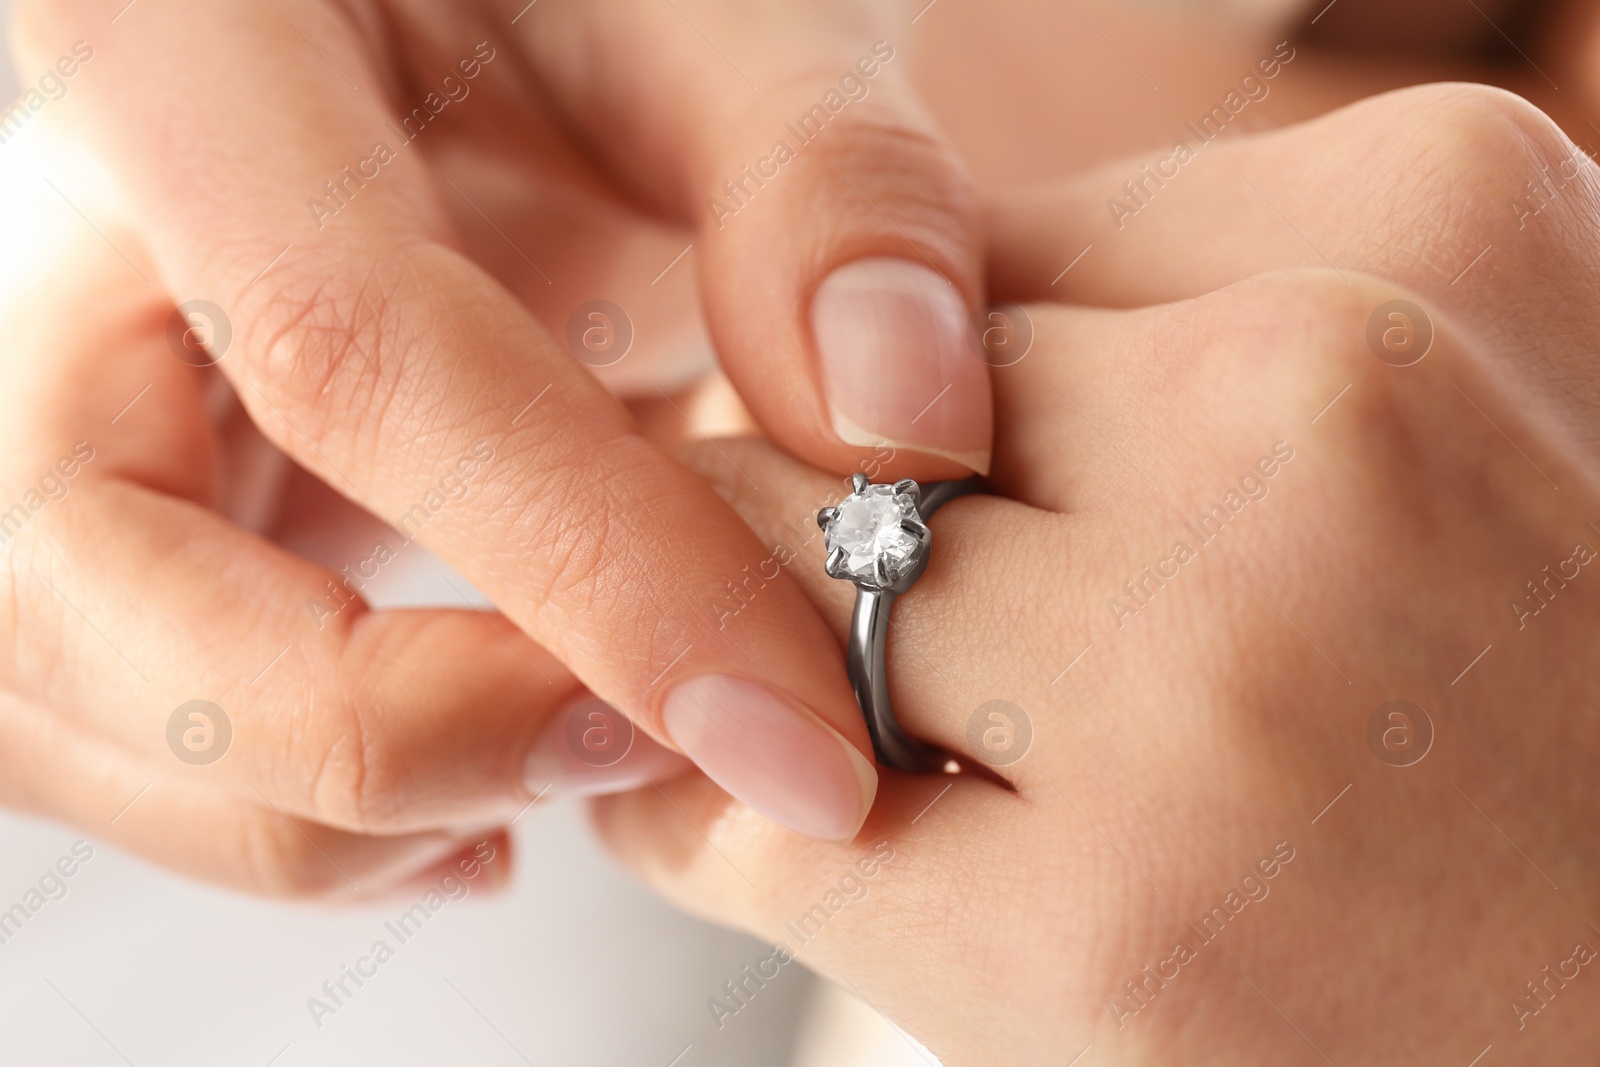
[661,674,877,841]
[812,257,993,473]
[523,696,693,799]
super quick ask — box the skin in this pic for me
[2,0,1594,887]
[3,0,1007,862]
[596,84,1600,1065]
[0,204,537,893]
[4,1,1600,1061]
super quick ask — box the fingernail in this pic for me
[812,257,993,473]
[661,674,877,841]
[523,696,693,799]
[385,835,513,902]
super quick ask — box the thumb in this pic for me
[522,4,992,476]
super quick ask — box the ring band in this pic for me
[817,473,983,772]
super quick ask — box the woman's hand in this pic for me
[0,167,703,895]
[5,0,995,842]
[596,84,1600,1065]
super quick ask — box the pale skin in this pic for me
[5,0,1004,859]
[2,0,1591,884]
[5,0,1600,1063]
[598,84,1600,1064]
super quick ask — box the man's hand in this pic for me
[595,84,1600,1065]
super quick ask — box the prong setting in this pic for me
[821,475,932,592]
[830,473,983,773]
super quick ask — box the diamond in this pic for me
[824,483,922,586]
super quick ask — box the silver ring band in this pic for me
[818,473,984,772]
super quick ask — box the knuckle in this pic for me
[1144,269,1408,401]
[297,688,403,835]
[1241,268,1379,332]
[806,105,974,206]
[1239,269,1396,368]
[1383,84,1598,233]
[1249,270,1453,424]
[725,101,980,287]
[266,648,399,835]
[270,608,488,836]
[0,492,98,696]
[236,248,422,454]
[1407,83,1568,169]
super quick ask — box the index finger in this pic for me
[15,0,878,841]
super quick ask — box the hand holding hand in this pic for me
[6,0,996,855]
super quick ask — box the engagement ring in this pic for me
[818,473,982,773]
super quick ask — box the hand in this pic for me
[8,0,994,843]
[596,84,1600,1065]
[0,180,684,894]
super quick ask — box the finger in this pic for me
[4,474,695,832]
[986,83,1600,446]
[601,280,1599,1067]
[589,769,1037,1064]
[0,190,690,832]
[17,0,877,839]
[671,434,1072,785]
[669,270,1507,786]
[0,691,504,900]
[519,0,992,475]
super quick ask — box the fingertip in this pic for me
[660,673,878,842]
[699,100,992,478]
[368,831,516,904]
[811,259,994,475]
